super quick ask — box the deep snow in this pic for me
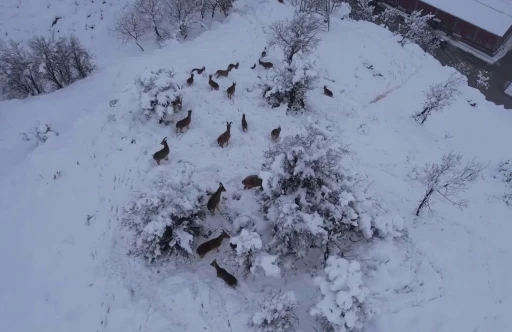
[1,1,511,332]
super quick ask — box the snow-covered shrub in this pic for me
[251,291,298,332]
[260,126,381,261]
[136,68,182,123]
[162,0,203,39]
[230,229,262,275]
[122,162,205,262]
[21,122,59,144]
[264,61,318,113]
[350,0,375,22]
[311,256,374,332]
[397,10,439,53]
[252,253,281,277]
[476,70,490,90]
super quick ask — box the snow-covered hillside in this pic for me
[1,1,511,332]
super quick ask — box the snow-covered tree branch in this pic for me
[411,152,483,216]
[251,291,298,332]
[269,12,322,65]
[414,72,463,124]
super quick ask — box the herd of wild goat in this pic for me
[151,48,334,288]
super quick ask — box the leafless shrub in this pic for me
[134,0,167,41]
[114,5,150,51]
[162,0,202,39]
[351,0,375,21]
[269,12,322,65]
[21,122,59,144]
[411,152,483,216]
[0,40,45,99]
[0,35,94,99]
[414,72,463,124]
[290,0,343,30]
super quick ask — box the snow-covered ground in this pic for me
[1,1,511,332]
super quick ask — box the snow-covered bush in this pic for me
[260,126,382,261]
[0,35,95,99]
[21,122,59,144]
[251,291,298,332]
[350,0,375,22]
[311,256,374,332]
[264,61,318,112]
[230,229,262,274]
[136,68,182,123]
[122,162,206,262]
[476,70,490,90]
[397,10,439,53]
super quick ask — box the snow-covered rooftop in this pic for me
[422,0,512,36]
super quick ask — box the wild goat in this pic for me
[250,63,256,69]
[211,259,238,288]
[261,47,267,58]
[227,62,239,71]
[153,137,169,165]
[215,67,232,78]
[196,231,230,258]
[323,85,333,97]
[217,121,233,147]
[227,82,236,99]
[171,96,182,112]
[241,114,247,132]
[191,66,205,74]
[186,73,194,86]
[271,126,281,141]
[242,175,262,189]
[176,110,192,133]
[258,58,273,69]
[209,75,219,91]
[207,182,226,215]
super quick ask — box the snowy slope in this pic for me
[1,1,512,332]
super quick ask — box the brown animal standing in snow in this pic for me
[227,62,239,71]
[186,73,194,86]
[323,85,333,97]
[227,82,236,99]
[153,137,169,165]
[271,126,281,141]
[242,175,263,189]
[258,58,273,69]
[175,110,192,133]
[207,182,226,215]
[196,231,230,258]
[191,66,205,75]
[209,75,220,91]
[241,114,248,132]
[211,259,238,288]
[217,121,233,147]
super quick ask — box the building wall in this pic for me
[381,0,506,55]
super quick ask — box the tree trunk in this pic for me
[416,188,434,216]
[153,21,162,40]
[135,40,145,52]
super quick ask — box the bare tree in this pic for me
[135,0,166,40]
[68,35,95,79]
[414,72,463,124]
[200,0,218,18]
[289,0,343,31]
[29,36,66,89]
[0,40,45,98]
[162,0,202,39]
[269,13,322,65]
[411,152,483,216]
[114,6,150,51]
